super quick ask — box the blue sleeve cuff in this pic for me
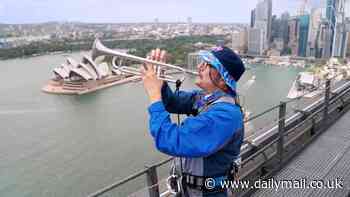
[148,101,166,113]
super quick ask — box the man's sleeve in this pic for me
[161,83,198,115]
[147,101,243,157]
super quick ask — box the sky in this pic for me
[0,0,324,24]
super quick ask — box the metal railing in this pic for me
[239,79,350,196]
[87,78,350,197]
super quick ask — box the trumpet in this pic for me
[91,38,194,83]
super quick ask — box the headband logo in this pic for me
[212,46,223,52]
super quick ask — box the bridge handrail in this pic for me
[87,78,350,197]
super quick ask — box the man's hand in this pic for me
[140,48,167,103]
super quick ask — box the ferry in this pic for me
[287,72,321,99]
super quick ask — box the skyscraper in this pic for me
[308,8,322,57]
[317,23,329,58]
[187,17,193,35]
[271,15,279,41]
[288,18,300,56]
[248,28,264,55]
[271,14,287,40]
[298,15,310,57]
[232,31,240,50]
[232,28,248,54]
[251,0,273,53]
[255,20,268,50]
[333,0,348,58]
[267,0,272,44]
[346,32,350,57]
[346,0,350,18]
[251,9,256,28]
[323,0,349,58]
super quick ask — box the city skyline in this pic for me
[0,0,323,24]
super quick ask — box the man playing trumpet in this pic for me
[141,46,245,197]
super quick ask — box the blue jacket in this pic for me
[148,83,244,196]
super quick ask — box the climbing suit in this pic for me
[148,83,244,197]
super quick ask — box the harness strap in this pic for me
[212,96,236,105]
[182,96,242,193]
[183,173,231,192]
[199,96,236,113]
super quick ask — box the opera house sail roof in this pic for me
[53,55,108,81]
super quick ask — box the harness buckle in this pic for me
[166,174,182,195]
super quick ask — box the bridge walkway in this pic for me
[252,109,350,197]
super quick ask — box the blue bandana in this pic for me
[198,50,237,96]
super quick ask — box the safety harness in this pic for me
[167,91,243,196]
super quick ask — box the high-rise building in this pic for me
[255,20,268,50]
[271,15,279,41]
[248,28,264,55]
[232,31,240,50]
[325,0,333,56]
[307,8,323,57]
[267,0,272,44]
[346,0,350,18]
[288,18,300,56]
[187,17,193,35]
[273,38,284,51]
[252,0,272,51]
[251,9,256,28]
[323,25,334,58]
[333,0,348,58]
[346,32,350,57]
[271,13,290,48]
[327,0,337,26]
[333,25,345,57]
[345,19,350,57]
[326,0,345,56]
[298,15,310,57]
[281,12,290,52]
[231,28,248,54]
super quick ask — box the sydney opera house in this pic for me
[42,53,140,95]
[53,56,107,81]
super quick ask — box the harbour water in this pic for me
[0,52,302,196]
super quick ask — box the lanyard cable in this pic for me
[175,79,183,176]
[166,79,185,197]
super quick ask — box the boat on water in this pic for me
[287,72,322,99]
[251,75,256,81]
[287,58,350,99]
